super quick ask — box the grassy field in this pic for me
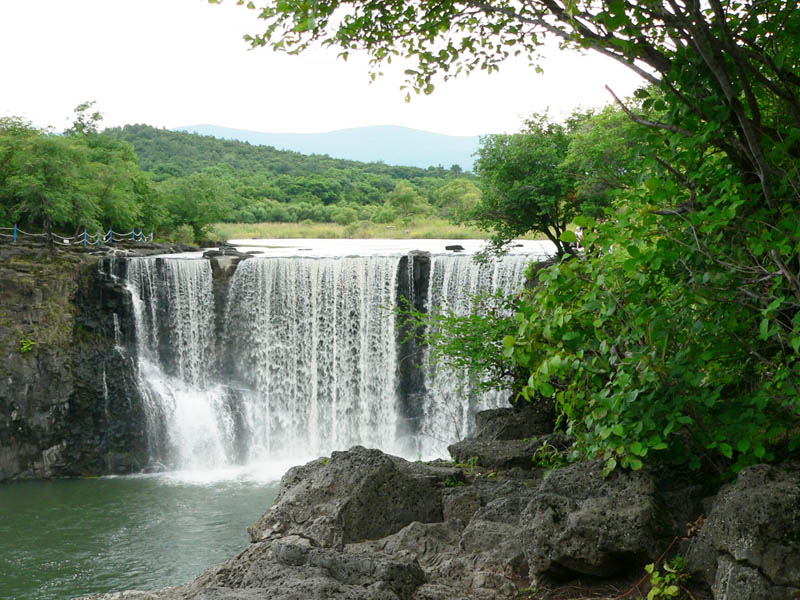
[211,219,507,240]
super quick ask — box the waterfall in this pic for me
[223,256,404,462]
[417,254,532,458]
[125,258,235,470]
[121,250,538,472]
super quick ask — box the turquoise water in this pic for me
[0,475,279,600]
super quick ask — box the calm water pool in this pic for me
[0,474,279,599]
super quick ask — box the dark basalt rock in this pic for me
[188,535,426,600]
[686,462,800,600]
[521,460,666,579]
[247,446,462,549]
[202,247,252,260]
[474,402,555,441]
[444,245,464,252]
[448,434,571,472]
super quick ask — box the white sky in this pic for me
[0,0,644,137]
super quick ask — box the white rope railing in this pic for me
[0,224,154,245]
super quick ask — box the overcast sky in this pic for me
[0,0,644,136]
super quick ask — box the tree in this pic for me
[471,114,576,256]
[433,178,480,220]
[159,172,234,240]
[560,105,647,217]
[65,101,103,137]
[387,181,426,221]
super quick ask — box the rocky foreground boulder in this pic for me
[687,462,800,600]
[79,407,800,600]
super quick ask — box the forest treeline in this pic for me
[0,109,477,242]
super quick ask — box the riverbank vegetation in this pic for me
[0,112,481,243]
[246,0,799,477]
[212,218,496,240]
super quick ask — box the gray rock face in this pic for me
[459,480,539,579]
[188,535,426,600]
[686,462,800,600]
[0,245,151,480]
[448,434,571,471]
[521,461,664,579]
[474,403,554,441]
[448,439,540,470]
[248,446,461,548]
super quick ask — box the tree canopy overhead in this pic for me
[235,0,798,200]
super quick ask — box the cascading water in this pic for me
[121,248,542,472]
[223,256,405,461]
[417,254,532,458]
[126,258,236,470]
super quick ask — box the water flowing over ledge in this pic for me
[117,242,552,474]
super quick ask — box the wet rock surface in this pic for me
[0,242,194,481]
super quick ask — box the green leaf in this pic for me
[645,178,660,193]
[720,443,733,458]
[540,381,555,397]
[502,335,516,349]
[560,230,578,243]
[630,441,646,456]
[737,439,751,453]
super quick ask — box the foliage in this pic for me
[18,334,36,354]
[387,181,427,221]
[1,114,477,238]
[531,440,568,470]
[472,114,580,257]
[104,124,470,226]
[399,290,524,394]
[560,105,647,217]
[0,111,158,235]
[433,179,480,220]
[64,101,103,137]
[159,172,234,240]
[644,555,689,600]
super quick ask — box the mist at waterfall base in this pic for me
[124,239,550,477]
[2,239,551,600]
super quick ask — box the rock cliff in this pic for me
[0,242,188,480]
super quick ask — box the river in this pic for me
[0,473,280,599]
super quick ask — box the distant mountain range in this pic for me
[173,124,481,171]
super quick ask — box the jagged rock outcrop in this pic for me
[521,461,665,579]
[247,446,462,548]
[686,462,800,600]
[473,402,555,441]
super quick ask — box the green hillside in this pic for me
[101,124,478,234]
